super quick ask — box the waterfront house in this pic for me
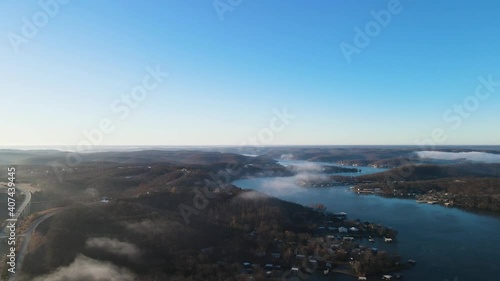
[384,237,393,243]
[358,277,367,281]
[333,212,348,220]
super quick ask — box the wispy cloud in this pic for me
[416,151,500,163]
[85,237,141,259]
[234,190,270,200]
[245,177,304,197]
[32,254,135,281]
[123,219,181,236]
[289,162,324,173]
[289,162,328,182]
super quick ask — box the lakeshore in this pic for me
[233,160,500,281]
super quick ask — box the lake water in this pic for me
[233,160,500,281]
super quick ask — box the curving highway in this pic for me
[0,185,32,236]
[0,185,35,281]
[6,211,59,281]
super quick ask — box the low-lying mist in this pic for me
[85,237,141,260]
[240,162,329,197]
[32,255,135,281]
[416,151,500,163]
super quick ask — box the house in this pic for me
[264,264,273,270]
[242,262,251,268]
[296,254,305,259]
[358,277,367,281]
[291,267,299,273]
[384,237,393,243]
[334,212,348,219]
[343,236,355,241]
[349,227,359,232]
[338,227,348,233]
[382,275,393,280]
[271,253,281,259]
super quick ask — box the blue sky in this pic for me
[1,0,499,146]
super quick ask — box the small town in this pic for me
[236,209,414,280]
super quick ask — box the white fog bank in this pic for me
[416,151,500,163]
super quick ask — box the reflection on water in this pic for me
[234,161,500,281]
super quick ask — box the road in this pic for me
[0,185,32,236]
[6,211,58,281]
